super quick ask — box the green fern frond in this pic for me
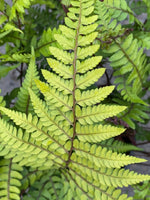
[69,160,150,188]
[22,169,65,200]
[20,168,46,192]
[10,0,35,21]
[47,58,73,79]
[76,85,115,107]
[102,0,141,24]
[133,180,150,200]
[0,118,66,169]
[0,159,23,200]
[0,29,12,40]
[49,46,73,64]
[3,23,23,33]
[0,64,20,79]
[35,80,73,113]
[76,68,105,89]
[22,168,134,200]
[0,107,69,150]
[0,53,31,63]
[0,0,149,199]
[37,28,60,57]
[113,97,149,129]
[134,31,150,50]
[76,123,125,142]
[76,104,126,125]
[100,138,142,153]
[0,90,5,108]
[106,33,149,105]
[42,69,73,94]
[77,56,102,73]
[94,0,124,45]
[73,140,146,168]
[15,48,39,114]
[28,88,72,139]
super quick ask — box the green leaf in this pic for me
[0,64,19,79]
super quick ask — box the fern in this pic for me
[0,90,5,108]
[105,33,149,105]
[0,64,19,79]
[134,31,150,50]
[95,0,150,128]
[94,0,124,46]
[133,180,150,200]
[15,48,39,114]
[99,138,142,153]
[10,0,35,21]
[20,168,45,191]
[0,53,31,63]
[0,0,150,199]
[102,0,141,25]
[37,28,60,57]
[113,96,149,129]
[22,169,65,199]
[0,159,23,200]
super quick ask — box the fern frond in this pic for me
[20,168,46,192]
[69,160,150,188]
[77,44,100,60]
[22,169,65,200]
[73,140,146,169]
[22,167,133,200]
[35,80,73,112]
[76,85,114,106]
[113,97,149,129]
[94,0,124,45]
[47,58,73,79]
[0,90,5,107]
[0,106,70,145]
[37,28,60,57]
[0,0,149,199]
[42,69,73,94]
[0,159,23,200]
[68,170,133,200]
[49,46,73,64]
[100,138,142,153]
[0,64,20,79]
[0,53,31,63]
[10,0,35,21]
[28,88,72,139]
[134,31,150,50]
[102,0,140,24]
[106,33,149,105]
[76,123,125,142]
[3,23,23,33]
[76,104,126,125]
[133,180,150,200]
[76,68,105,89]
[77,56,102,73]
[15,48,39,114]
[0,118,66,168]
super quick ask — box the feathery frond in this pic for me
[0,0,149,199]
[0,159,23,200]
[106,33,149,105]
[15,48,39,114]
